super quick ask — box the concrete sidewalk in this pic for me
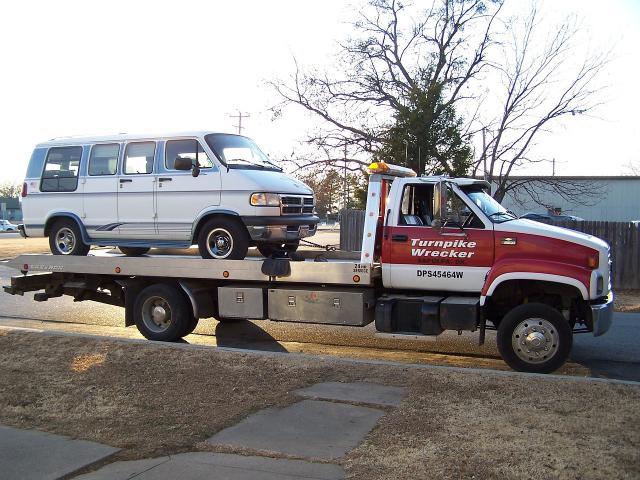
[73,382,407,479]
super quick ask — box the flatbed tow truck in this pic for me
[4,162,614,373]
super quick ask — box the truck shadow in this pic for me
[212,320,289,353]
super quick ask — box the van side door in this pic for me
[155,138,221,241]
[82,143,120,239]
[382,181,494,292]
[116,141,157,239]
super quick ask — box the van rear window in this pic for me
[41,146,82,192]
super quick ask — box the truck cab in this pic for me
[363,162,613,371]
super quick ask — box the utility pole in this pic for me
[343,144,348,210]
[552,158,555,176]
[229,110,250,135]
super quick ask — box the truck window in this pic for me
[124,142,155,175]
[445,185,484,229]
[165,139,213,170]
[40,146,82,192]
[398,184,434,226]
[88,144,119,176]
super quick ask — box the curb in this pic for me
[1,324,638,388]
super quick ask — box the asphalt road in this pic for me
[1,263,638,381]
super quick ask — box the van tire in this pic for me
[134,284,191,341]
[48,219,90,256]
[119,247,150,256]
[497,303,572,374]
[198,218,249,260]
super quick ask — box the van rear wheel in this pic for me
[198,218,249,260]
[49,219,90,256]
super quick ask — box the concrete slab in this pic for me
[207,400,383,459]
[75,452,344,479]
[0,424,119,480]
[295,381,408,407]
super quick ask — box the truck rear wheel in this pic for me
[134,284,192,341]
[497,303,572,374]
[198,218,249,260]
[48,219,90,256]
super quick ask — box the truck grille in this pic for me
[281,195,314,215]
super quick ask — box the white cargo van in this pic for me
[20,132,318,259]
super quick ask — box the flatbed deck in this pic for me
[7,253,379,286]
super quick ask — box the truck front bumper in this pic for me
[590,291,614,337]
[243,215,319,242]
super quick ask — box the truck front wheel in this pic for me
[497,303,572,374]
[134,284,192,341]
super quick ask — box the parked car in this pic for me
[0,219,18,232]
[20,132,318,259]
[521,212,584,222]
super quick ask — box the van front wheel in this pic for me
[198,218,249,260]
[49,219,90,256]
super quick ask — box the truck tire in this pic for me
[49,219,90,256]
[119,247,150,256]
[257,241,300,257]
[198,217,249,260]
[183,316,199,336]
[134,284,192,342]
[497,303,572,374]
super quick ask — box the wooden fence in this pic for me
[339,209,640,289]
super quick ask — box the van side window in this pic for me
[165,139,213,170]
[40,146,82,192]
[124,142,155,175]
[89,144,119,176]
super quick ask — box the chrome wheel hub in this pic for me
[142,296,172,332]
[206,228,233,258]
[512,318,559,364]
[56,227,76,254]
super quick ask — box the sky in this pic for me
[0,0,638,183]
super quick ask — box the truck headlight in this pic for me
[250,193,280,206]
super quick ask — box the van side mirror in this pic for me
[174,157,200,177]
[432,180,447,229]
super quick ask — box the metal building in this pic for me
[497,176,640,221]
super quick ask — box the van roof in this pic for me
[37,131,240,147]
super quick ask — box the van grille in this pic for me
[281,195,314,215]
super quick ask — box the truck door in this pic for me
[116,141,157,239]
[383,182,494,292]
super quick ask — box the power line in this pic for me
[228,110,250,135]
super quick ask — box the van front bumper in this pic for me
[243,215,319,242]
[590,292,614,337]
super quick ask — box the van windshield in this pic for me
[204,134,281,171]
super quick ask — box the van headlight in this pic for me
[250,193,280,206]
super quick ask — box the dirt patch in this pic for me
[0,330,638,479]
[0,236,51,259]
[615,290,640,313]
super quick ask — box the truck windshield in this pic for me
[204,134,281,171]
[464,188,517,223]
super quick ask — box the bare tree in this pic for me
[472,5,609,203]
[271,0,503,174]
[0,182,21,198]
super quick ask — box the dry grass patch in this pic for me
[0,236,51,259]
[0,330,638,479]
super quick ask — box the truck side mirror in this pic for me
[432,180,447,229]
[174,157,200,177]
